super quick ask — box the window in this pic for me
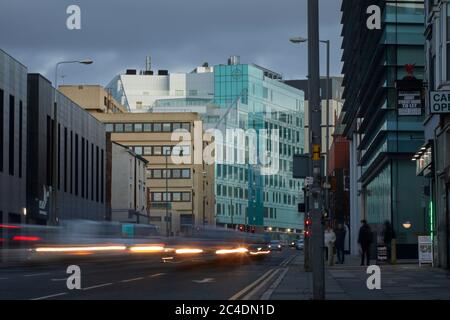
[105,123,113,132]
[153,169,162,179]
[153,192,162,202]
[9,95,14,176]
[124,123,133,132]
[182,192,191,202]
[136,101,143,109]
[134,146,143,155]
[0,88,3,172]
[172,169,181,178]
[447,5,450,81]
[143,146,152,156]
[143,123,152,132]
[182,169,190,178]
[134,123,143,132]
[162,146,171,155]
[153,146,162,155]
[181,123,190,131]
[19,101,23,178]
[172,123,181,131]
[175,90,184,96]
[162,123,171,132]
[172,192,181,201]
[115,123,124,132]
[153,123,162,132]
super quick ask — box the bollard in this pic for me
[391,239,397,264]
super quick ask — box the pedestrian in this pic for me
[382,220,396,262]
[358,220,373,266]
[324,225,336,266]
[335,223,346,264]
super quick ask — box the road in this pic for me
[0,248,299,300]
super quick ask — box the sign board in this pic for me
[398,91,422,116]
[377,245,387,263]
[418,236,433,266]
[430,91,450,114]
[293,154,310,179]
[121,224,135,238]
[305,177,314,186]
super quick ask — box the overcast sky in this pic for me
[0,0,343,87]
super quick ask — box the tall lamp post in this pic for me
[289,36,331,214]
[52,60,93,225]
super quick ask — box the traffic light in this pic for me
[304,214,312,238]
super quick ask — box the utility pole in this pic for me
[308,0,325,300]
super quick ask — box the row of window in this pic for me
[105,122,191,133]
[130,145,190,156]
[150,192,191,202]
[147,168,191,179]
[51,116,104,204]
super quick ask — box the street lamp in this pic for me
[52,59,93,225]
[290,36,331,214]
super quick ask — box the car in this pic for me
[268,240,282,251]
[289,240,297,248]
[295,239,304,250]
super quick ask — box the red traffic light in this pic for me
[304,230,311,238]
[305,218,312,227]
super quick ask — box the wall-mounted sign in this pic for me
[398,91,422,116]
[429,91,450,114]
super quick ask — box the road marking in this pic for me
[149,273,165,278]
[51,278,67,282]
[260,267,289,300]
[0,278,8,280]
[24,272,50,277]
[82,283,113,291]
[120,277,144,283]
[229,268,276,300]
[192,278,215,284]
[280,255,296,267]
[240,269,281,300]
[30,292,67,300]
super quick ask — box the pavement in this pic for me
[249,251,450,300]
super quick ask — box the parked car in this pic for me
[268,240,282,251]
[295,239,304,250]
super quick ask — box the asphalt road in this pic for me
[0,248,298,300]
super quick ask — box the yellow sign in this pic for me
[312,144,321,161]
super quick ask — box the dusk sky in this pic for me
[0,0,343,86]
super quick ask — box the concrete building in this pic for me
[93,112,215,235]
[0,49,27,226]
[27,74,106,224]
[341,0,426,257]
[59,84,127,114]
[415,0,450,268]
[105,57,306,234]
[284,77,344,172]
[106,139,148,224]
[106,60,214,113]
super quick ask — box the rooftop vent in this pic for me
[126,69,137,75]
[158,70,169,76]
[228,55,240,65]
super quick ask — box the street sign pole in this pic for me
[308,0,325,300]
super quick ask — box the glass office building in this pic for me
[341,0,426,257]
[212,62,305,232]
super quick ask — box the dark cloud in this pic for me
[0,0,342,86]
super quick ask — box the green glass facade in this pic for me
[213,64,305,232]
[342,0,426,257]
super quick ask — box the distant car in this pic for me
[268,240,282,251]
[295,239,304,250]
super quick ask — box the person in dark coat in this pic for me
[358,220,373,266]
[335,223,346,264]
[382,220,396,261]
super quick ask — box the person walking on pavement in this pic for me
[358,220,373,266]
[335,223,346,264]
[324,225,336,266]
[382,220,396,262]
